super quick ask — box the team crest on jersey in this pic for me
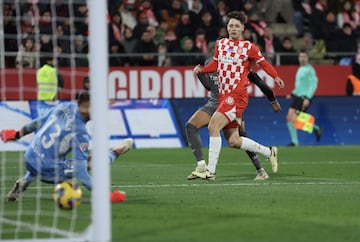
[79,143,88,151]
[226,96,234,105]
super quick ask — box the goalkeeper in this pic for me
[1,91,133,202]
[186,59,281,181]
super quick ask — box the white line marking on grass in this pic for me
[113,181,360,189]
[1,181,360,192]
[4,161,360,170]
[118,160,360,167]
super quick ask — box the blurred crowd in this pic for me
[3,0,360,68]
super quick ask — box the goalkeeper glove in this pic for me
[110,190,126,203]
[0,129,20,142]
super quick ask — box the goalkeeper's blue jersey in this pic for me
[24,102,92,190]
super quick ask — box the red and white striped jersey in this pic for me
[214,38,265,95]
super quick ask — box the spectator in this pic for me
[246,12,268,40]
[243,28,257,43]
[20,3,38,34]
[188,0,204,27]
[292,0,312,38]
[133,12,150,39]
[74,3,88,36]
[157,21,178,52]
[16,37,37,68]
[38,9,53,34]
[337,0,359,31]
[146,25,158,44]
[227,0,246,12]
[309,0,328,40]
[116,1,137,30]
[61,18,72,36]
[213,0,230,27]
[56,24,71,54]
[21,13,36,35]
[54,1,69,20]
[334,23,357,65]
[108,12,125,45]
[258,26,282,63]
[120,27,138,58]
[279,37,298,65]
[133,30,158,66]
[194,28,208,54]
[74,35,89,67]
[138,0,159,27]
[322,11,340,53]
[346,62,360,96]
[175,12,196,41]
[4,3,18,67]
[109,41,126,67]
[198,10,220,42]
[160,0,183,31]
[172,36,204,66]
[157,43,171,66]
[40,34,53,53]
[54,44,70,67]
[243,0,261,18]
[217,25,228,39]
[259,0,294,24]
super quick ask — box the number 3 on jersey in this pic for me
[41,115,61,149]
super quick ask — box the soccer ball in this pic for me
[53,182,82,210]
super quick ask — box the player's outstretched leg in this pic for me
[7,178,28,202]
[240,137,278,173]
[113,138,134,156]
[240,128,270,180]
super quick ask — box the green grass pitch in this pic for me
[1,145,360,242]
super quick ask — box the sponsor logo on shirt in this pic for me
[219,55,239,64]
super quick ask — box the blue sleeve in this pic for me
[74,159,92,190]
[72,131,92,190]
[24,110,52,134]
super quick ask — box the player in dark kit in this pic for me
[186,59,281,180]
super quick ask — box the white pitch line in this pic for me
[1,180,360,192]
[112,181,360,189]
[3,160,360,170]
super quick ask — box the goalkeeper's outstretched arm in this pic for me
[0,112,51,142]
